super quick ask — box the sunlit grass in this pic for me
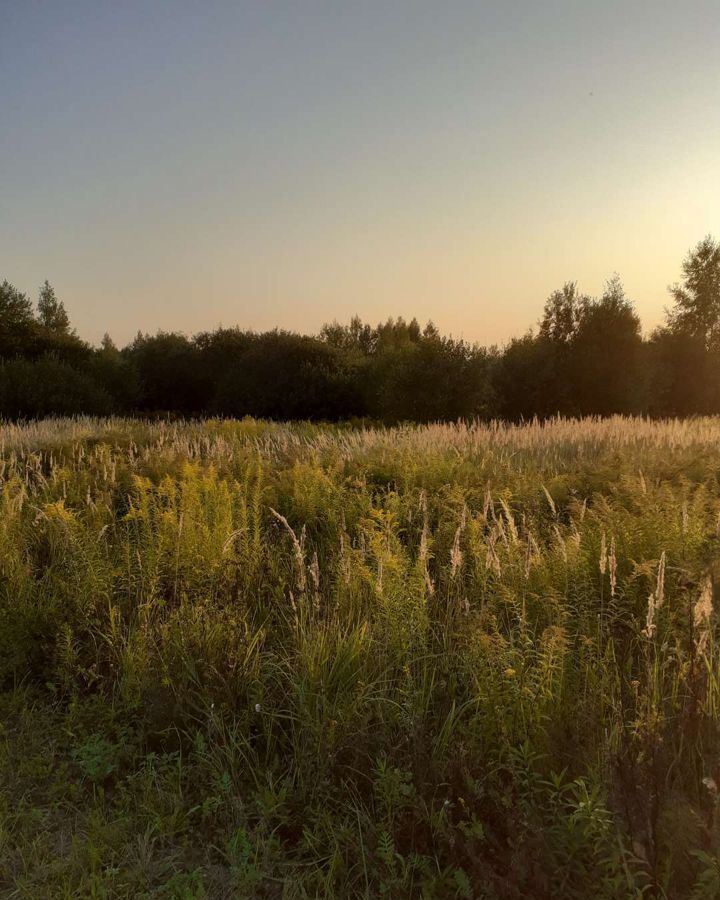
[1,415,719,897]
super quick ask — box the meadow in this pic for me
[1,415,720,899]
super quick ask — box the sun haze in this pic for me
[1,1,718,345]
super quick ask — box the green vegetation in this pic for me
[3,235,720,421]
[2,415,720,898]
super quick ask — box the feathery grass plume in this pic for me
[552,524,568,564]
[569,519,582,550]
[523,530,541,580]
[269,507,306,593]
[599,531,608,576]
[450,505,467,579]
[424,567,436,597]
[496,515,509,549]
[483,487,495,523]
[338,528,351,585]
[417,488,435,595]
[486,533,502,577]
[642,551,666,639]
[523,541,532,580]
[578,497,587,522]
[418,489,429,564]
[499,497,519,544]
[221,528,246,556]
[309,550,321,610]
[609,537,617,598]
[542,484,557,517]
[656,550,666,608]
[693,572,714,657]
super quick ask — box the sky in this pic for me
[1,1,719,347]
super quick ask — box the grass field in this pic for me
[2,416,720,899]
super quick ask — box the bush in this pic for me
[0,357,113,417]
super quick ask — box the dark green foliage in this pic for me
[0,279,91,367]
[647,329,720,416]
[2,235,720,421]
[493,333,558,419]
[85,338,142,412]
[37,280,71,334]
[540,281,586,345]
[127,332,204,413]
[211,331,363,420]
[372,335,495,422]
[0,357,113,417]
[571,276,644,416]
[668,235,720,349]
[0,280,36,358]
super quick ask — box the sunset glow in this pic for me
[2,1,718,344]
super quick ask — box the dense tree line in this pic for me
[2,236,720,421]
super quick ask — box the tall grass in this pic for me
[1,416,720,898]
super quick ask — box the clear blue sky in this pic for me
[1,1,718,346]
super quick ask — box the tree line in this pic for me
[1,236,719,421]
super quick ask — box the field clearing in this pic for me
[2,416,720,898]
